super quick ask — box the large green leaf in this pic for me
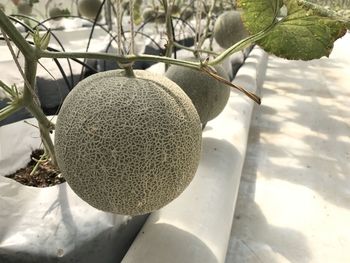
[238,0,347,60]
[237,0,281,33]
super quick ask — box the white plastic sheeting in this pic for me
[0,117,148,263]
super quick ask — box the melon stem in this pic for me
[162,0,174,70]
[123,64,136,77]
[24,58,58,167]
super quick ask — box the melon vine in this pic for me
[0,0,348,215]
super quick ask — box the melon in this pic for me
[121,1,129,10]
[49,7,69,20]
[165,61,230,125]
[78,0,102,19]
[169,4,180,14]
[17,2,32,15]
[180,7,194,21]
[55,70,202,215]
[155,11,166,23]
[213,10,249,49]
[142,7,157,22]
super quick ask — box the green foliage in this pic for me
[238,0,348,60]
[307,0,350,10]
[0,81,20,102]
[237,0,281,33]
[31,29,51,50]
[0,81,23,122]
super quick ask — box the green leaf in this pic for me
[0,80,13,97]
[31,29,41,47]
[31,29,51,51]
[237,0,282,33]
[238,0,347,60]
[39,29,51,50]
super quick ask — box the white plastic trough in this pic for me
[122,46,268,263]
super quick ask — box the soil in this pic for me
[5,149,65,187]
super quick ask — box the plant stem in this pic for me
[129,0,135,55]
[0,103,24,122]
[0,25,55,143]
[173,41,219,56]
[40,50,201,69]
[116,0,123,55]
[194,0,203,54]
[196,0,216,52]
[39,23,273,69]
[163,0,175,69]
[0,10,35,60]
[1,5,274,70]
[208,21,277,66]
[123,64,136,77]
[24,58,57,167]
[0,5,269,72]
[0,7,275,115]
[30,152,46,176]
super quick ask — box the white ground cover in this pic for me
[226,33,350,263]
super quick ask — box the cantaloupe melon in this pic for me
[180,7,194,21]
[49,7,61,19]
[55,70,202,215]
[17,2,32,15]
[142,7,157,22]
[155,11,166,23]
[213,10,249,49]
[169,4,180,15]
[165,61,230,125]
[78,0,102,19]
[142,7,166,23]
[49,7,69,20]
[121,1,129,10]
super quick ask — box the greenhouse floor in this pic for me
[226,33,350,263]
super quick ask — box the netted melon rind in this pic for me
[165,63,231,124]
[49,7,64,20]
[55,70,202,216]
[78,0,102,19]
[142,8,157,22]
[213,10,249,49]
[180,7,194,21]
